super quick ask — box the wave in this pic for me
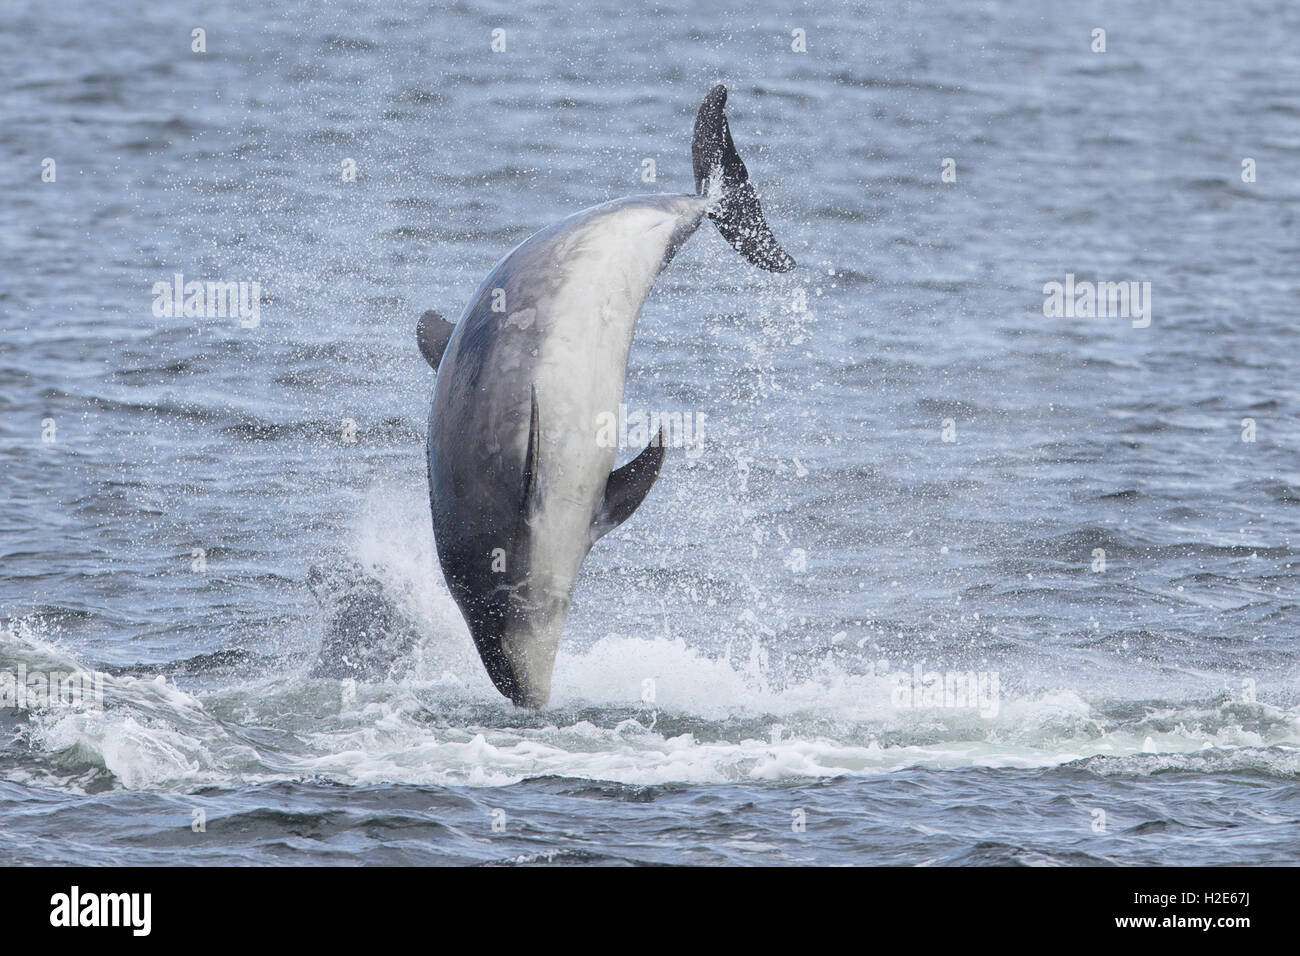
[5,482,1296,794]
[5,613,1297,793]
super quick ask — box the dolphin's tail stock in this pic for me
[691,84,796,273]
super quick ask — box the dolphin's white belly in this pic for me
[522,198,708,606]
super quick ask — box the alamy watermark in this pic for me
[0,664,105,711]
[1042,273,1151,328]
[152,273,262,327]
[890,661,1000,718]
[594,403,706,459]
[49,886,150,936]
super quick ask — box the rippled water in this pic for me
[2,0,1299,864]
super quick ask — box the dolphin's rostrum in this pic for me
[419,85,794,707]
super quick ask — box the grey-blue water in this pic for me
[2,0,1298,865]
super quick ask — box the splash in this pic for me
[6,616,1298,793]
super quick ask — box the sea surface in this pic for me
[2,0,1299,865]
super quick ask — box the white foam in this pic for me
[8,487,1299,792]
[8,618,1298,791]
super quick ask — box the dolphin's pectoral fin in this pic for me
[591,426,667,543]
[522,385,542,519]
[416,310,455,369]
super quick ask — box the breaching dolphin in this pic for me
[417,85,794,707]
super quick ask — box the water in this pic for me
[2,0,1299,865]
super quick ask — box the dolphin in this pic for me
[417,85,794,707]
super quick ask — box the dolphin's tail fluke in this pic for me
[691,84,796,273]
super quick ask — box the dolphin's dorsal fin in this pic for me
[522,386,542,518]
[416,310,455,369]
[591,426,667,543]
